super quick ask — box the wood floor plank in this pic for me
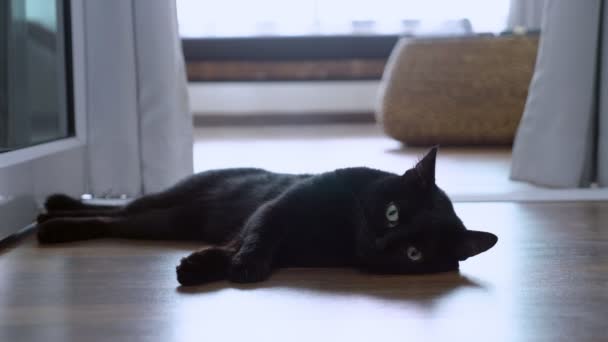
[1,202,607,341]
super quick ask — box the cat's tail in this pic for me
[37,194,125,224]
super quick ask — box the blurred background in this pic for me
[174,0,546,199]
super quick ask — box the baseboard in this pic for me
[451,188,608,202]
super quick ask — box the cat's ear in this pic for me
[412,146,438,187]
[454,230,498,261]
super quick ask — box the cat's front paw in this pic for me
[176,248,232,286]
[228,257,272,283]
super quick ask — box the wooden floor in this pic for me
[1,202,607,342]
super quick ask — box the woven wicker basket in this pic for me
[376,35,539,146]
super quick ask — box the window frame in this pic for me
[0,0,87,240]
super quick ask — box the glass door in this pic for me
[1,0,73,151]
[0,0,86,240]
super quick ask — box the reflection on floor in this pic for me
[2,202,606,341]
[194,124,539,199]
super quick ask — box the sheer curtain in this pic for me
[84,0,192,197]
[510,0,608,187]
[508,0,546,29]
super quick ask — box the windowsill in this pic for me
[182,35,401,62]
[186,59,386,82]
[0,137,85,168]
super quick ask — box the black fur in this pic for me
[36,148,498,285]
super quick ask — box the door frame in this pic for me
[0,0,87,240]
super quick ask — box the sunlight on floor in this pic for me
[193,124,538,198]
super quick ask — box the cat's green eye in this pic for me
[406,246,423,262]
[386,202,399,227]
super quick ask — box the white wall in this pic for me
[188,81,380,115]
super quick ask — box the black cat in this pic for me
[36,147,497,286]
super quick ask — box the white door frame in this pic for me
[0,0,87,239]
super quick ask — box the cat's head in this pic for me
[355,147,497,274]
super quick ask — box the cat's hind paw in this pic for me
[176,248,232,286]
[44,194,82,211]
[37,218,106,244]
[37,213,52,223]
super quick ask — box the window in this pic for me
[177,0,511,38]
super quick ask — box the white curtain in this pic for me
[83,0,193,197]
[511,0,606,187]
[508,0,546,29]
